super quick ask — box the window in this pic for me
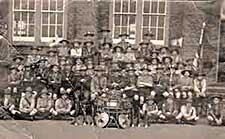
[41,0,64,42]
[142,0,166,45]
[112,0,137,44]
[112,0,167,45]
[11,0,66,43]
[12,0,36,42]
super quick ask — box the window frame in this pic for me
[40,0,65,42]
[9,0,68,45]
[12,0,37,42]
[112,0,138,44]
[110,0,169,46]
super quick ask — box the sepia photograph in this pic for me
[0,0,225,139]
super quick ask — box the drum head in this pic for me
[118,114,131,129]
[76,115,84,126]
[95,112,109,128]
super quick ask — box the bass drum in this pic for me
[95,112,109,128]
[118,114,131,129]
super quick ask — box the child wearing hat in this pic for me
[117,33,130,50]
[51,87,75,118]
[23,64,34,82]
[82,40,97,59]
[138,41,151,59]
[13,55,24,77]
[99,28,112,45]
[176,98,199,124]
[26,46,41,65]
[159,95,179,123]
[72,58,87,72]
[69,39,83,58]
[171,49,182,65]
[47,48,59,66]
[100,42,113,61]
[141,96,161,127]
[58,39,70,57]
[3,87,21,117]
[8,65,22,94]
[124,46,137,63]
[36,88,53,119]
[18,86,37,120]
[35,58,48,79]
[91,68,107,94]
[112,45,125,62]
[178,69,193,90]
[158,47,169,62]
[207,96,224,126]
[193,72,207,116]
[137,67,154,97]
[47,64,62,95]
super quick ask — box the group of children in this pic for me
[0,30,224,127]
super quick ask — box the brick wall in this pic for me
[67,0,98,41]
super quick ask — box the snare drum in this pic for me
[118,114,131,129]
[95,112,110,128]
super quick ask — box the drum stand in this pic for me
[106,114,120,128]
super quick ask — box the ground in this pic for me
[0,121,225,139]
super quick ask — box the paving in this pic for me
[0,121,224,139]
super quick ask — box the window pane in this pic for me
[28,25,34,36]
[158,28,164,40]
[50,26,55,37]
[57,13,63,24]
[22,12,28,24]
[21,25,28,36]
[115,0,121,13]
[42,0,49,10]
[50,13,56,24]
[122,0,128,13]
[14,0,20,9]
[29,13,35,24]
[29,0,35,10]
[114,27,120,38]
[150,28,156,40]
[150,16,157,27]
[143,16,149,27]
[42,13,48,24]
[129,15,136,24]
[122,15,128,26]
[130,0,136,13]
[42,25,48,37]
[142,27,149,37]
[14,12,20,22]
[121,27,127,34]
[158,16,164,27]
[50,0,56,10]
[151,2,158,13]
[22,0,28,9]
[159,1,165,13]
[57,0,64,11]
[143,1,150,13]
[57,25,63,37]
[114,15,121,26]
